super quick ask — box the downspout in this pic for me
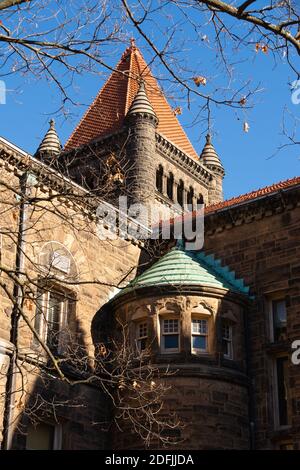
[2,172,28,450]
[244,301,256,450]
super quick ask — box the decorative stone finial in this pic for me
[199,133,224,174]
[130,37,136,48]
[127,80,158,123]
[35,118,62,159]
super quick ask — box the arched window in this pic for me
[187,186,194,209]
[197,194,204,206]
[177,180,184,207]
[35,242,78,354]
[167,172,174,200]
[156,165,163,193]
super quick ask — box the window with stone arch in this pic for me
[166,172,174,201]
[156,164,163,193]
[197,194,204,206]
[190,303,213,355]
[187,186,194,210]
[34,242,78,354]
[177,179,184,208]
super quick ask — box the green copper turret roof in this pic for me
[115,247,250,299]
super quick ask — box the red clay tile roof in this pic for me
[205,176,300,214]
[161,176,300,229]
[65,44,199,160]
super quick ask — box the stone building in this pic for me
[0,41,299,450]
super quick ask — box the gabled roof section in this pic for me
[114,247,250,299]
[65,42,199,160]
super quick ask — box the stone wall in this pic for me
[204,193,300,449]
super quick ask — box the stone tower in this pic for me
[99,246,251,449]
[61,42,224,215]
[125,81,158,221]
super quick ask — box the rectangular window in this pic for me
[162,319,179,352]
[191,319,208,353]
[275,356,289,427]
[222,322,233,359]
[26,423,62,450]
[137,321,147,352]
[34,287,74,354]
[272,299,287,342]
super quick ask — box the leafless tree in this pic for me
[0,0,299,114]
[0,139,181,449]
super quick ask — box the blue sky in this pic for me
[0,4,299,200]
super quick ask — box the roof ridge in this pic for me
[205,175,300,214]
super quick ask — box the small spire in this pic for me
[130,37,136,48]
[127,80,158,122]
[35,119,62,159]
[199,133,224,173]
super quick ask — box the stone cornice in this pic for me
[110,283,251,310]
[155,133,214,187]
[205,184,300,235]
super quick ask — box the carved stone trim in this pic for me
[155,133,214,187]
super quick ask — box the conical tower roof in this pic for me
[35,119,61,158]
[65,41,198,160]
[127,80,157,120]
[200,134,224,172]
[113,246,251,300]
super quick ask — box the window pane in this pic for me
[192,335,207,350]
[273,300,287,342]
[164,334,179,350]
[274,300,287,326]
[138,322,147,339]
[26,423,54,450]
[222,324,231,340]
[163,319,178,334]
[192,319,207,334]
[222,339,231,357]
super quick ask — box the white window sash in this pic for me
[191,319,208,353]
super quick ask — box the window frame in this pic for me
[270,298,287,343]
[222,321,233,360]
[34,284,75,354]
[273,355,290,429]
[161,317,180,354]
[136,320,148,352]
[26,422,62,450]
[191,318,209,354]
